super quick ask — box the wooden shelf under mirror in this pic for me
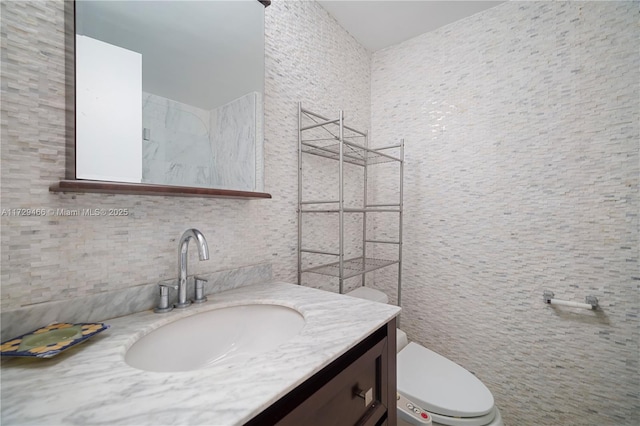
[50,180,272,199]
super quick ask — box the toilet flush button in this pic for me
[413,408,421,414]
[421,412,429,419]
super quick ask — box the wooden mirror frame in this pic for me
[50,0,271,200]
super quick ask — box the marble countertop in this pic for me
[1,282,400,426]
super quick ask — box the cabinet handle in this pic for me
[356,387,373,406]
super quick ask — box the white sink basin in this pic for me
[125,304,305,372]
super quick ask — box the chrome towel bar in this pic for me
[543,290,598,310]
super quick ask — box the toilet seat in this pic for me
[398,342,496,425]
[344,287,501,426]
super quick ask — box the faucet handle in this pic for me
[193,276,208,304]
[154,282,178,313]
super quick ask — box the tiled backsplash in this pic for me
[1,263,272,340]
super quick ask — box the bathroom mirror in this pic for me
[71,0,267,196]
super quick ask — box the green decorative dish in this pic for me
[0,322,110,358]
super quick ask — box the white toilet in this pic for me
[346,287,504,426]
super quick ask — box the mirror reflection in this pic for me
[74,0,265,191]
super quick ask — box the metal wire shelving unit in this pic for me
[297,103,404,305]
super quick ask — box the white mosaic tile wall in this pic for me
[370,1,639,424]
[264,0,371,294]
[0,0,370,309]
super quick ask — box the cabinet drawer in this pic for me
[246,320,396,426]
[282,338,386,426]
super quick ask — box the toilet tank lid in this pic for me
[345,287,389,304]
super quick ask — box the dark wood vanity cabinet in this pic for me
[246,319,397,426]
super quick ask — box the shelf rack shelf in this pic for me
[297,103,404,303]
[301,257,400,280]
[301,141,402,166]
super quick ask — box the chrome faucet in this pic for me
[175,228,209,308]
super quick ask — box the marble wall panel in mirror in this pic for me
[74,0,265,192]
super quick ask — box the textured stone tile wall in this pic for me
[265,0,371,294]
[0,0,370,309]
[370,1,639,424]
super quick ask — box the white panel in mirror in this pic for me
[75,35,142,183]
[74,0,265,191]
